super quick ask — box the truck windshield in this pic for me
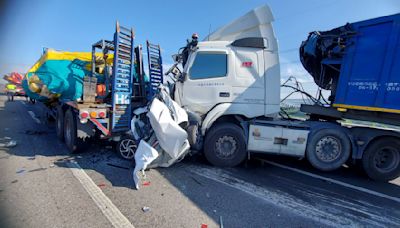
[189,53,227,80]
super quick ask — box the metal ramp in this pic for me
[146,41,163,98]
[111,22,135,133]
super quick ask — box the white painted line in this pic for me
[20,101,28,107]
[259,159,400,204]
[67,161,134,228]
[28,111,41,124]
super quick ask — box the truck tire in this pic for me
[116,135,137,160]
[56,106,64,141]
[64,109,86,153]
[362,138,400,182]
[204,123,247,167]
[187,124,202,151]
[306,128,351,171]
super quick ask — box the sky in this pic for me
[0,0,399,98]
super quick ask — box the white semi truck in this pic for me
[164,6,400,181]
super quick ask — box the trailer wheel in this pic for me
[204,123,246,167]
[56,106,64,141]
[64,109,86,153]
[116,136,137,160]
[306,128,350,171]
[362,138,400,182]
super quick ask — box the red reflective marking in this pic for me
[242,61,252,67]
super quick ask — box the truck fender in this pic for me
[201,103,262,135]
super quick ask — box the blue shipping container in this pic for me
[334,13,400,114]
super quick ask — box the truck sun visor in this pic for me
[231,37,268,49]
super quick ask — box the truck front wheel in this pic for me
[204,123,246,167]
[306,128,351,171]
[362,138,400,182]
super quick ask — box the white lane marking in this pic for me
[20,101,28,107]
[259,159,400,204]
[67,161,134,228]
[28,111,41,124]
[189,165,400,227]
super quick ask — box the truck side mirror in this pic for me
[178,72,187,82]
[172,54,179,62]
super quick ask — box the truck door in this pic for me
[181,50,233,114]
[231,47,264,105]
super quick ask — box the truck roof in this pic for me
[204,5,274,42]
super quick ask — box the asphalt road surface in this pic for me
[0,95,399,228]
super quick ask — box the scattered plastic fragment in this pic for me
[28,167,46,172]
[133,140,159,190]
[49,164,55,168]
[201,224,208,228]
[0,140,17,148]
[142,181,151,186]
[27,157,35,160]
[11,180,18,184]
[16,169,25,174]
[97,183,106,188]
[142,206,151,212]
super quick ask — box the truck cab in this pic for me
[175,5,281,135]
[166,6,400,181]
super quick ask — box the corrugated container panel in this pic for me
[334,13,400,113]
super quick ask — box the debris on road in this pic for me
[142,206,151,213]
[28,167,46,172]
[16,169,25,174]
[49,164,55,168]
[107,163,130,170]
[11,180,18,184]
[0,138,17,148]
[132,140,158,189]
[201,224,208,228]
[142,181,151,186]
[27,157,36,160]
[24,130,49,135]
[97,183,106,188]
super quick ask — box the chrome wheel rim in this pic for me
[373,147,399,173]
[215,136,237,159]
[119,139,137,159]
[315,136,341,162]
